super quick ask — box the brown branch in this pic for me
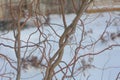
[77,44,120,59]
[0,53,17,70]
[59,0,67,28]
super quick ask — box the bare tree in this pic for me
[44,0,94,80]
[0,0,120,80]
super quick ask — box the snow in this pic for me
[0,12,120,80]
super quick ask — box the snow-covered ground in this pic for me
[0,12,120,80]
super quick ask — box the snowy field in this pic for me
[0,12,120,80]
